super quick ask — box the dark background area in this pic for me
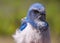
[0,0,60,43]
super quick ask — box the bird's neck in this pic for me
[26,18,48,31]
[26,18,37,29]
[26,18,42,29]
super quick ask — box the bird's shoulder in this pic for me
[19,17,27,31]
[20,22,27,31]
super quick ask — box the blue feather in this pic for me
[19,21,27,31]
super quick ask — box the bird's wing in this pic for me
[19,17,27,31]
[19,21,27,31]
[12,17,27,42]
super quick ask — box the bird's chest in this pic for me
[14,23,41,43]
[21,23,43,43]
[13,23,50,43]
[25,30,43,43]
[22,23,50,43]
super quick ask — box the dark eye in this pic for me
[33,10,39,14]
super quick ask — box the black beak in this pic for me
[39,13,46,21]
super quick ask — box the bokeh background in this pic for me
[0,0,60,43]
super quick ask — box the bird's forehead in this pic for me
[29,3,45,12]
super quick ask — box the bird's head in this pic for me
[26,3,48,30]
[27,3,46,21]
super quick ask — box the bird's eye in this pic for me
[33,10,39,14]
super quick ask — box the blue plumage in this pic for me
[20,21,27,31]
[13,3,51,43]
[19,3,48,31]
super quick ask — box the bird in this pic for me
[13,3,51,43]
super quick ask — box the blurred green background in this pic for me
[0,0,60,43]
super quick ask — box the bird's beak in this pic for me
[39,14,46,21]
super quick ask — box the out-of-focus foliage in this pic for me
[0,0,60,43]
